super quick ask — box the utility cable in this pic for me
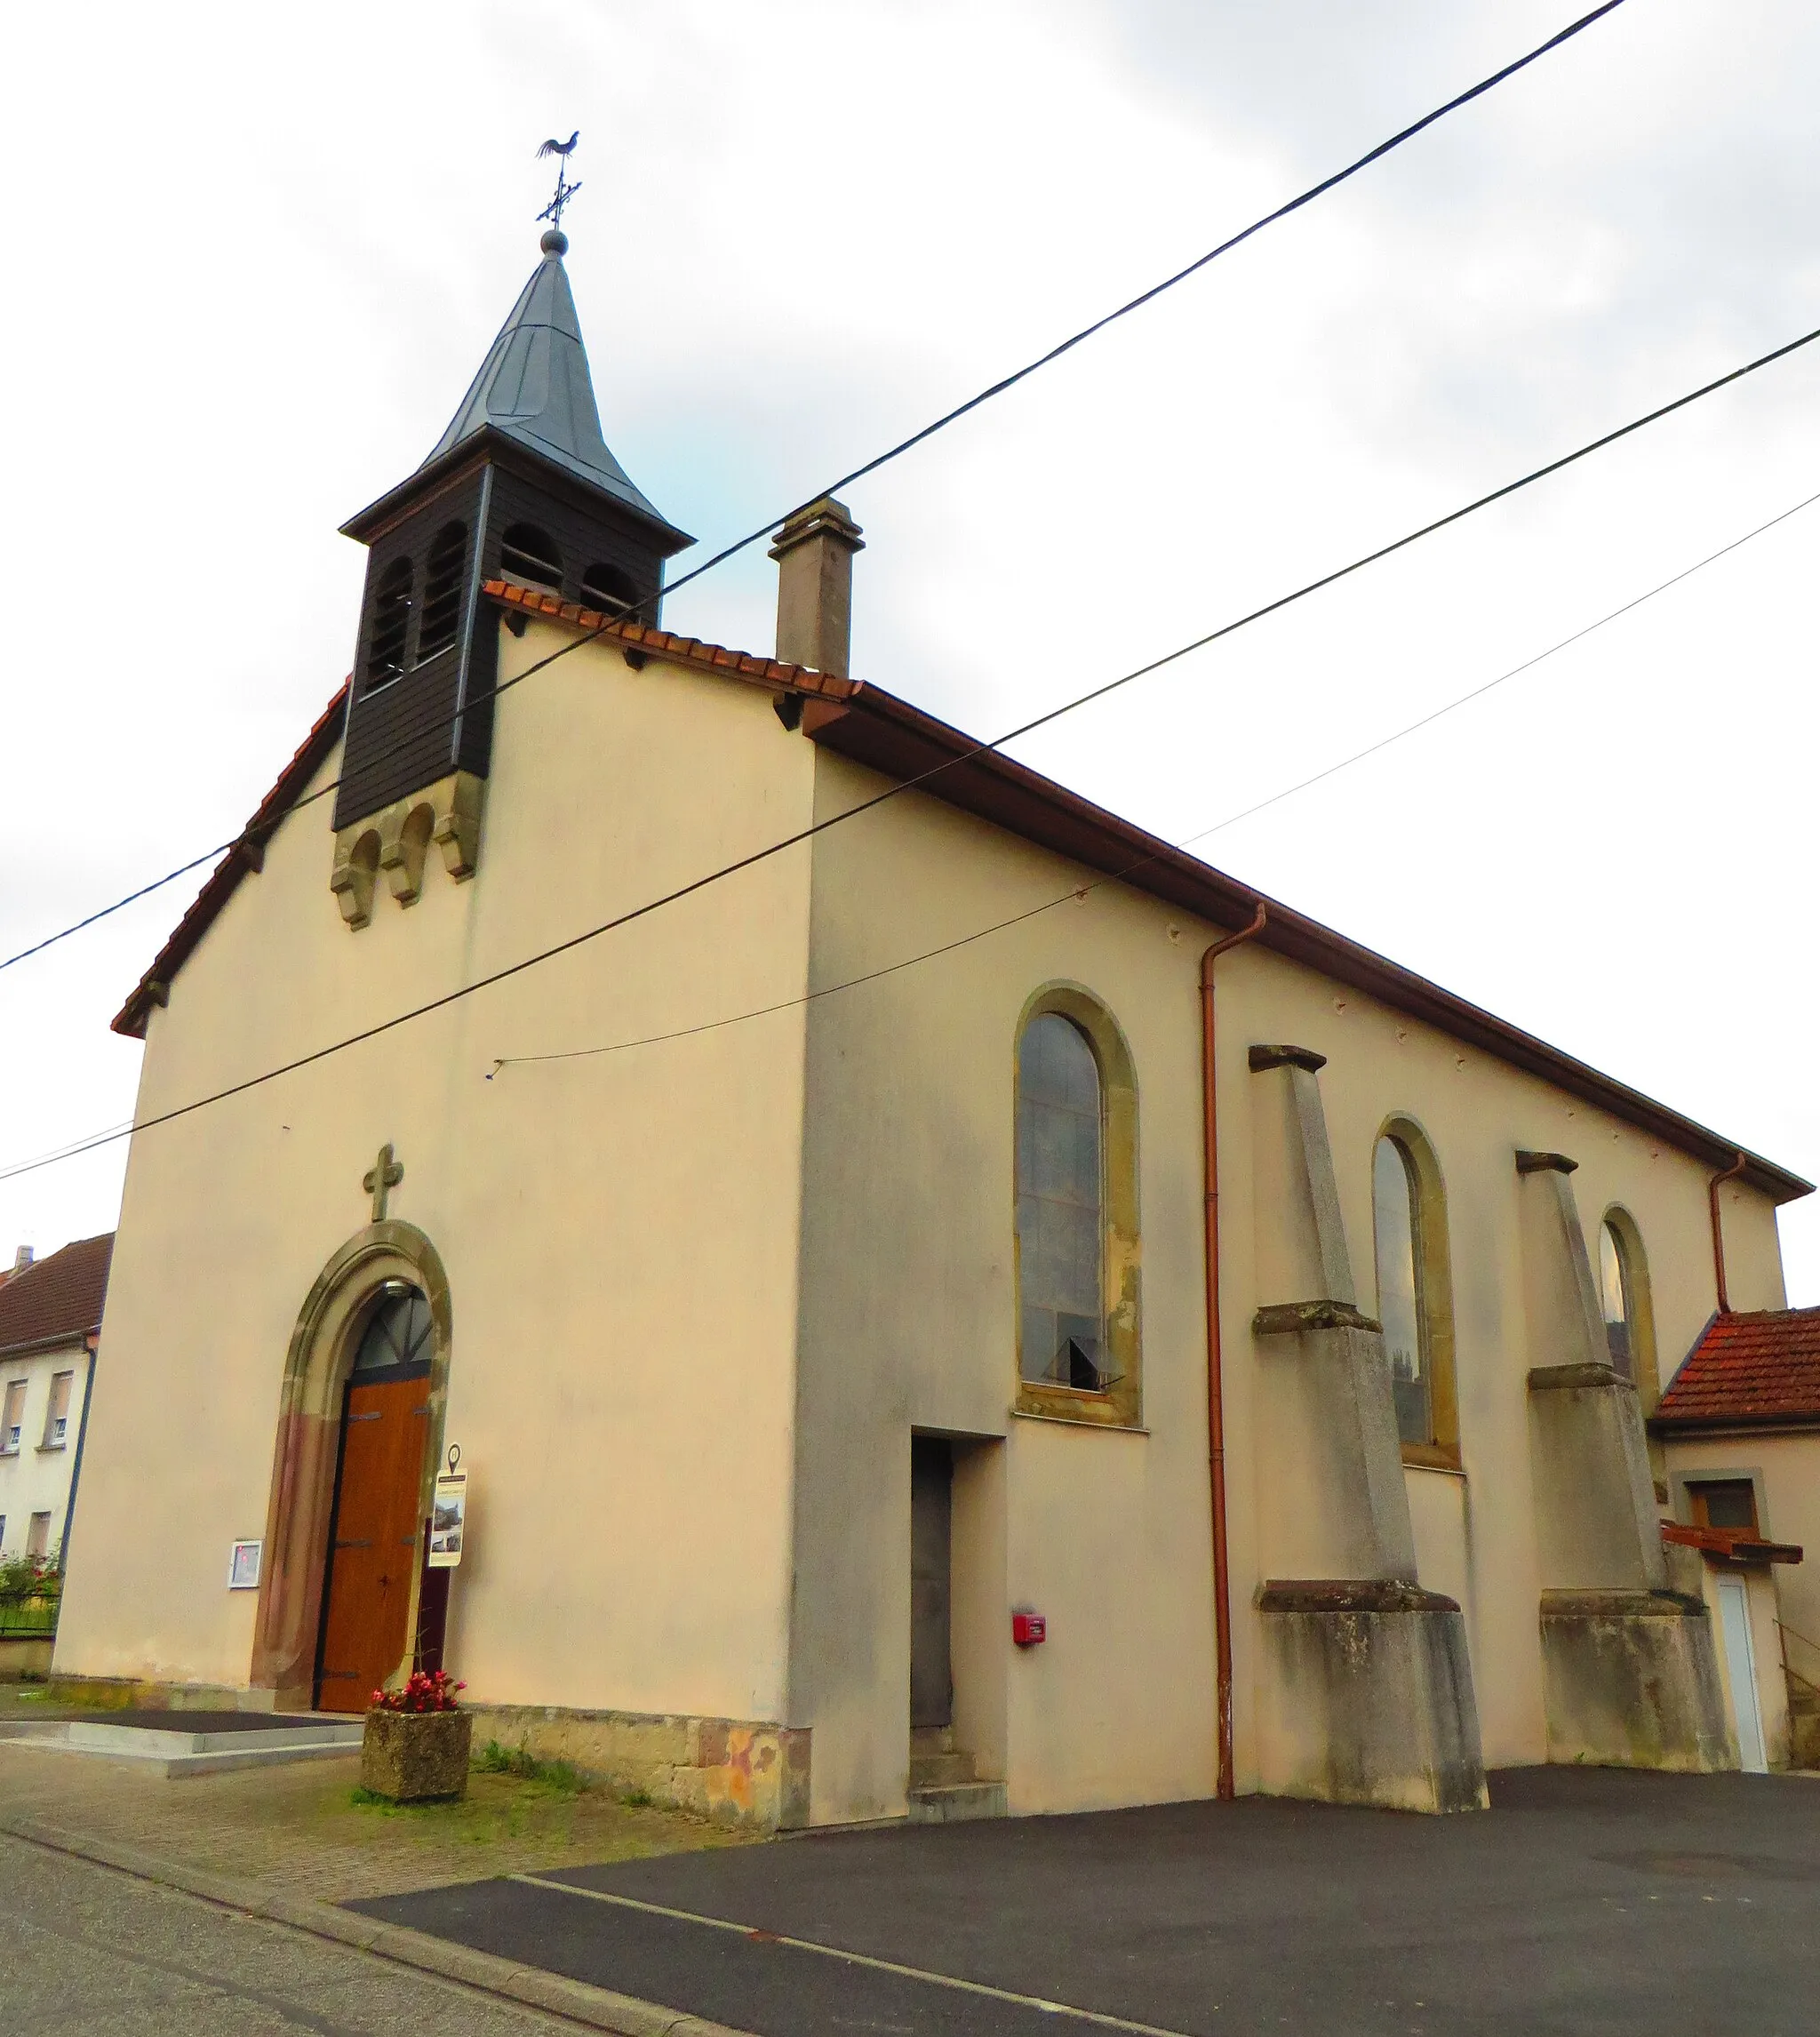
[0,0,1630,980]
[3,316,1816,1185]
[486,482,1820,1074]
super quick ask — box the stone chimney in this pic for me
[12,1247,32,1274]
[769,497,864,677]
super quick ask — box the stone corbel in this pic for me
[330,830,380,930]
[331,771,485,928]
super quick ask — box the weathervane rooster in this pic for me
[536,132,582,234]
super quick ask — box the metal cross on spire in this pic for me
[536,131,583,238]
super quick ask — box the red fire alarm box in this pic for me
[1012,1610,1046,1648]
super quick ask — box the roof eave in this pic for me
[805,687,1814,1206]
[339,426,695,555]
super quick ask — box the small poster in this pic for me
[428,1471,467,1569]
[228,1539,262,1590]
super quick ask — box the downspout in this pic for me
[1200,902,1266,1801]
[60,1331,100,1570]
[1708,1153,1747,1315]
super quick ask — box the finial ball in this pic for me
[540,228,569,257]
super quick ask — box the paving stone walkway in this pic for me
[0,1699,753,1904]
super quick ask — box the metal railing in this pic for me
[1776,1618,1820,1705]
[0,1597,57,1639]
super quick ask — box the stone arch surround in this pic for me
[250,1220,451,1707]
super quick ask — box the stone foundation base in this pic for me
[462,1705,810,1831]
[44,1676,810,1832]
[0,1638,54,1682]
[1257,1579,1489,1813]
[1540,1589,1733,1771]
[45,1674,282,1714]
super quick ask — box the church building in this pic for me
[52,219,1811,1826]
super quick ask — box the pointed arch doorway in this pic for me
[315,1285,435,1712]
[250,1220,451,1714]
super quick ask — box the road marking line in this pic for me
[508,1872,1201,2034]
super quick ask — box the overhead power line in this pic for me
[3,314,1815,1186]
[484,483,1820,1074]
[0,0,1630,980]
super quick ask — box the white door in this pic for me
[1716,1573,1768,1774]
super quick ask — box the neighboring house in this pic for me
[1653,1308,1820,1771]
[51,220,1815,1828]
[0,1234,113,1565]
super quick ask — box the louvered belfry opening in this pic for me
[499,522,563,591]
[415,522,469,665]
[330,229,695,838]
[363,559,414,693]
[580,559,636,615]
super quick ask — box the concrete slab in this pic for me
[2,1709,363,1777]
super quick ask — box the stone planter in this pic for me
[360,1707,472,1802]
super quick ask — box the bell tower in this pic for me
[328,220,692,925]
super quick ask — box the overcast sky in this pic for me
[4,0,1819,1303]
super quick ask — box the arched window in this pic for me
[1018,1014,1105,1391]
[499,522,562,591]
[364,558,413,691]
[579,560,635,615]
[415,522,467,663]
[1599,1210,1655,1395]
[1370,1122,1458,1464]
[1014,988,1141,1427]
[352,1282,434,1375]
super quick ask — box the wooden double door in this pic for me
[315,1366,430,1713]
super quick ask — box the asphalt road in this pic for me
[0,1833,577,2037]
[354,1768,1820,2037]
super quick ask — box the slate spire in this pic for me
[423,228,668,530]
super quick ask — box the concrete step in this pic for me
[12,1714,363,1777]
[907,1779,1007,1825]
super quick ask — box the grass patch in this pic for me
[620,1787,654,1808]
[473,1740,585,1793]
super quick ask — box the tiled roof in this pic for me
[0,1234,113,1356]
[483,581,857,697]
[102,595,1812,1205]
[1654,1308,1820,1430]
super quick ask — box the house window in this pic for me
[1598,1209,1656,1398]
[0,1380,24,1456]
[415,521,468,663]
[1689,1480,1759,1533]
[364,557,414,692]
[41,1371,73,1450]
[1371,1122,1459,1466]
[499,523,563,591]
[26,1513,51,1562]
[1013,987,1142,1427]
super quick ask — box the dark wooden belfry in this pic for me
[331,228,693,835]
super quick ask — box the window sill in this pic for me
[34,1443,66,1455]
[1401,1443,1464,1476]
[1011,1409,1149,1436]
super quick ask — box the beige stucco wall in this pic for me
[1664,1431,1820,1736]
[56,617,818,1722]
[0,1338,91,1560]
[788,746,1791,1819]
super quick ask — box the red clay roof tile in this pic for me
[1654,1307,1820,1430]
[0,1234,113,1356]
